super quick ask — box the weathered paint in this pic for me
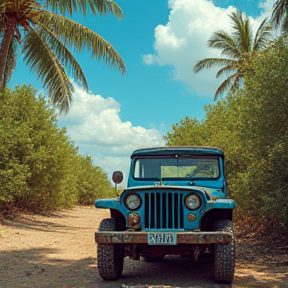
[95,147,236,282]
[95,186,236,233]
[95,231,232,244]
[206,199,236,210]
[95,198,119,209]
[131,147,224,158]
[95,147,235,240]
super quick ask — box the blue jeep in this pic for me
[95,147,236,283]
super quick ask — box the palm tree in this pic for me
[194,10,272,101]
[0,0,125,113]
[271,0,288,32]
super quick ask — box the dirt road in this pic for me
[1,206,288,288]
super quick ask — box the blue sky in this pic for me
[9,0,275,184]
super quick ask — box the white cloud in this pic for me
[58,85,166,185]
[259,0,274,14]
[143,0,275,97]
[142,54,157,65]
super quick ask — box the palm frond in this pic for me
[230,10,252,53]
[45,0,123,18]
[208,30,240,59]
[194,58,236,73]
[36,21,88,91]
[242,15,253,52]
[214,72,239,101]
[23,27,73,114]
[194,9,273,101]
[271,0,287,28]
[215,64,237,78]
[230,10,245,37]
[39,11,125,74]
[253,17,273,51]
[85,0,123,18]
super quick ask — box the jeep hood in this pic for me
[123,184,226,200]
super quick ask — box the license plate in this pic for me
[148,233,177,245]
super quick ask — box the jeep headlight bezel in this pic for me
[124,193,142,211]
[185,194,201,210]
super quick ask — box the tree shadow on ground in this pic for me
[1,247,287,288]
[2,212,91,233]
[2,217,72,233]
[0,247,99,288]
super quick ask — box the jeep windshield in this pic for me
[133,156,220,180]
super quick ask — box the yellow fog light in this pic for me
[188,213,196,222]
[128,213,141,228]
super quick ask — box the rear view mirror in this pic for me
[112,171,123,184]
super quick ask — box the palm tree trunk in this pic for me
[0,17,16,89]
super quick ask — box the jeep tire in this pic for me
[97,218,124,280]
[213,219,235,283]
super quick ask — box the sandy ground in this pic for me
[0,206,288,288]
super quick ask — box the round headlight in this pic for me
[185,194,201,210]
[124,194,141,210]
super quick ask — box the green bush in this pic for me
[167,39,288,233]
[0,85,113,213]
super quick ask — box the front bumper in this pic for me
[95,231,232,244]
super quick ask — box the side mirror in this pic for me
[112,171,123,185]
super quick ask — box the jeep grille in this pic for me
[144,192,184,230]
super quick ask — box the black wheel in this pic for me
[97,218,124,280]
[213,220,235,284]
